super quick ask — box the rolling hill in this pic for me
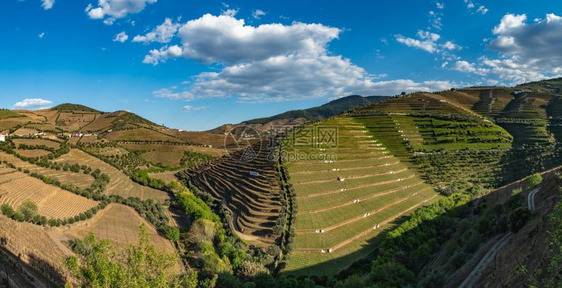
[208,95,389,133]
[2,79,562,287]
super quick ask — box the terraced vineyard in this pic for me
[119,142,224,167]
[55,149,170,202]
[0,151,94,189]
[186,140,283,247]
[0,165,99,219]
[284,116,441,275]
[62,204,175,252]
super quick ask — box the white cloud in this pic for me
[436,2,444,9]
[153,88,194,100]
[396,30,459,54]
[143,45,183,65]
[41,0,54,10]
[451,60,489,75]
[113,31,129,43]
[12,98,53,110]
[484,13,562,82]
[428,10,443,30]
[85,0,157,24]
[181,106,209,111]
[221,8,238,17]
[476,6,488,15]
[465,0,487,15]
[39,32,45,39]
[160,14,341,64]
[492,14,527,34]
[252,9,266,19]
[442,41,460,50]
[396,34,438,53]
[147,14,454,102]
[132,18,180,44]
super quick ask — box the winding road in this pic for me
[458,233,513,288]
[527,187,539,211]
[458,187,539,287]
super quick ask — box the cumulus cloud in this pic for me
[442,41,460,50]
[113,31,129,43]
[85,0,157,24]
[132,18,180,44]
[181,106,209,111]
[451,60,489,75]
[42,0,54,9]
[252,9,266,19]
[484,13,562,82]
[143,45,183,65]
[492,14,527,34]
[167,14,341,64]
[396,35,437,53]
[153,88,194,101]
[13,98,53,110]
[395,30,460,54]
[464,0,488,15]
[221,8,238,17]
[146,14,453,102]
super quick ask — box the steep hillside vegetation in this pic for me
[284,116,440,275]
[209,95,388,133]
[181,141,283,247]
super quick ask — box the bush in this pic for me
[0,204,15,218]
[508,207,531,232]
[526,173,543,188]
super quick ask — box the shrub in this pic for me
[508,207,531,232]
[526,173,543,188]
[0,204,15,218]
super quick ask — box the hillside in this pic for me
[246,95,388,124]
[208,95,388,133]
[2,80,562,287]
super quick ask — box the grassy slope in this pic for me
[284,116,441,275]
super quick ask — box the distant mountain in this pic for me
[246,95,388,124]
[209,95,389,133]
[517,77,562,93]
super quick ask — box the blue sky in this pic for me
[1,0,561,130]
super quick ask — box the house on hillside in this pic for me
[0,134,5,142]
[249,171,260,177]
[514,89,532,95]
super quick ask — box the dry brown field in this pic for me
[0,167,99,219]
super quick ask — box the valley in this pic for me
[1,79,562,287]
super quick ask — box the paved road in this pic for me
[458,233,513,288]
[527,188,539,211]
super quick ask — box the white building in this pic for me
[0,135,5,142]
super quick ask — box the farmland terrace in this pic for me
[185,140,283,247]
[283,116,441,276]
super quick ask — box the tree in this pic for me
[18,199,38,221]
[526,173,543,188]
[508,207,530,232]
[65,223,197,288]
[165,226,180,243]
[189,218,218,245]
[0,204,15,218]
